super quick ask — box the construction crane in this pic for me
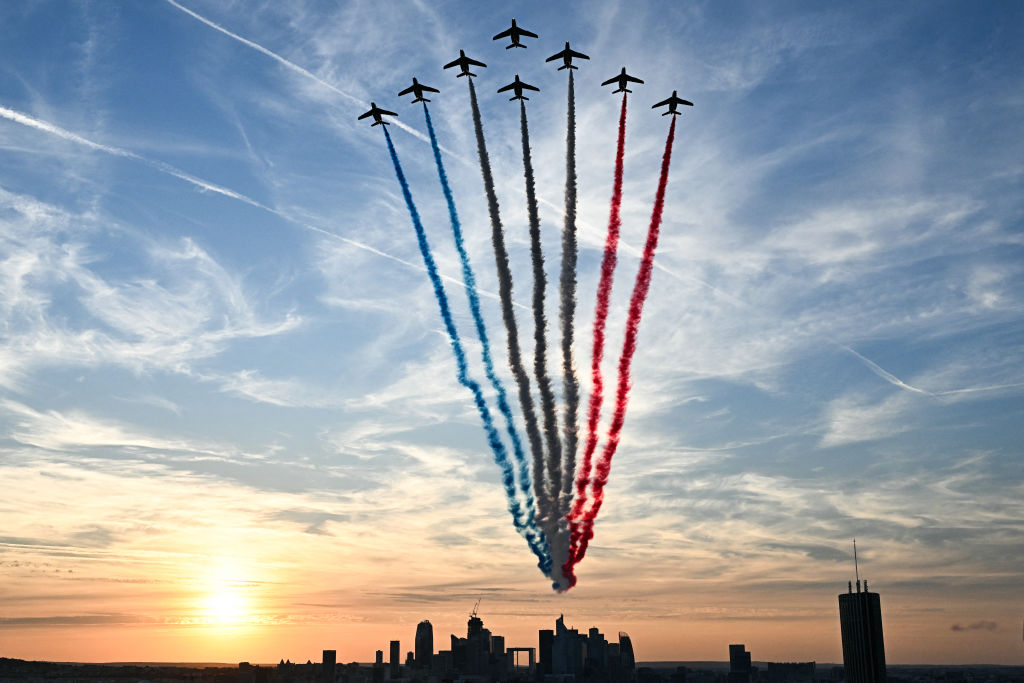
[470,597,482,618]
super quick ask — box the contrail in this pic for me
[836,343,930,395]
[0,104,515,310]
[382,125,549,572]
[0,104,266,210]
[564,115,678,588]
[466,77,552,557]
[421,102,551,574]
[558,71,581,523]
[568,93,628,565]
[163,0,436,147]
[519,98,563,566]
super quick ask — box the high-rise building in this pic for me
[321,650,336,683]
[728,644,752,683]
[839,579,886,683]
[389,640,400,680]
[415,620,433,668]
[538,629,554,674]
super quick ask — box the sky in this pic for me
[1,0,1022,668]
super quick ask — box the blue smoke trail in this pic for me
[421,103,552,573]
[382,126,551,574]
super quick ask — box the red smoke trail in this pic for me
[566,94,628,570]
[564,115,678,588]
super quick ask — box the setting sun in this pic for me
[204,589,246,625]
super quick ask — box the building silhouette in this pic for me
[388,640,399,680]
[321,650,335,683]
[540,614,636,681]
[839,578,886,683]
[538,629,554,675]
[414,619,433,668]
[728,644,752,683]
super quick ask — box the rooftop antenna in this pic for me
[854,539,860,583]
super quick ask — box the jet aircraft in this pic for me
[601,67,644,94]
[545,42,590,70]
[652,90,694,116]
[398,77,440,103]
[497,74,540,101]
[443,50,486,78]
[357,102,398,127]
[492,18,537,49]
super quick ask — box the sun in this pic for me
[204,589,246,624]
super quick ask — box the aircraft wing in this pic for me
[569,49,589,59]
[357,110,373,119]
[492,27,513,40]
[545,51,564,63]
[520,28,538,38]
[378,108,397,117]
[397,84,415,96]
[466,56,486,68]
[652,97,671,108]
[601,75,619,86]
[626,74,644,84]
[443,57,461,69]
[496,82,515,93]
[523,82,540,91]
[422,84,440,93]
[676,98,694,107]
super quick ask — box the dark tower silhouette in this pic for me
[539,629,554,674]
[839,541,886,683]
[415,620,433,668]
[389,640,400,680]
[618,632,636,681]
[321,650,336,683]
[728,644,752,683]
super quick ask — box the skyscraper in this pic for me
[415,620,433,668]
[321,650,336,683]
[839,579,886,682]
[389,640,400,680]
[538,629,554,674]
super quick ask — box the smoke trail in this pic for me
[551,70,582,589]
[567,93,629,567]
[564,115,677,588]
[519,99,563,559]
[466,78,554,556]
[382,125,548,571]
[558,71,581,518]
[421,103,551,573]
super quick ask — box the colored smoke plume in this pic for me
[466,78,553,561]
[382,125,548,571]
[568,92,629,570]
[421,103,551,573]
[564,114,677,588]
[519,98,563,554]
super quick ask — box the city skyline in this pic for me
[2,0,1023,669]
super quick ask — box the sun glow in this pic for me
[205,589,246,624]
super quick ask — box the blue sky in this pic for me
[1,0,1022,666]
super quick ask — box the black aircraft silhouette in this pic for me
[443,49,486,78]
[601,67,644,94]
[398,77,439,103]
[357,102,398,127]
[497,74,540,101]
[492,18,537,49]
[546,41,590,70]
[652,90,694,116]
